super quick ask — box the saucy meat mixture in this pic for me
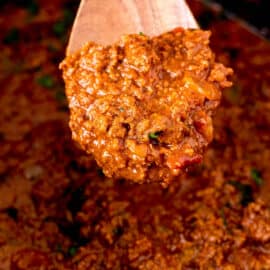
[61,29,232,185]
[0,0,270,269]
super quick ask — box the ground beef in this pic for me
[242,200,270,243]
[0,0,270,269]
[60,28,232,185]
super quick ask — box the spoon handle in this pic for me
[68,0,198,53]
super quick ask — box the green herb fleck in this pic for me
[3,28,19,44]
[228,180,253,206]
[250,168,263,186]
[139,32,144,35]
[53,21,66,37]
[68,246,77,257]
[148,132,159,140]
[36,75,54,88]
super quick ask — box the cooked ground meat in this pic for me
[60,29,232,185]
[0,0,270,269]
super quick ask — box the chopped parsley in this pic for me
[53,21,66,37]
[68,246,78,257]
[139,32,144,35]
[148,132,159,140]
[250,168,263,186]
[55,244,77,257]
[228,180,253,206]
[36,75,55,88]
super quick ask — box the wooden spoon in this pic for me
[67,0,198,54]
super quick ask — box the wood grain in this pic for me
[67,0,198,53]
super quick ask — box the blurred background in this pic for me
[0,0,270,269]
[205,0,269,38]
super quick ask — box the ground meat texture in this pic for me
[60,29,232,185]
[2,0,270,269]
[242,200,270,242]
[11,249,50,270]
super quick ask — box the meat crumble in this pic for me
[1,0,270,269]
[60,28,232,185]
